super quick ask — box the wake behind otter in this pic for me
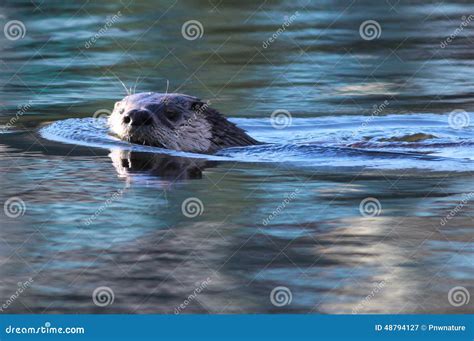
[39,113,474,173]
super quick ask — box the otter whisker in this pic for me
[114,75,131,96]
[163,80,171,104]
[133,75,141,95]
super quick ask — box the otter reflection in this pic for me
[109,149,213,181]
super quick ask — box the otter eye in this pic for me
[164,110,180,122]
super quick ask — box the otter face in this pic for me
[108,92,213,152]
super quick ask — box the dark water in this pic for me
[0,0,473,314]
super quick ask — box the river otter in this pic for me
[108,92,259,153]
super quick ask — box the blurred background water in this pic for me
[0,0,473,313]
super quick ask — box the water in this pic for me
[41,113,474,171]
[0,1,473,314]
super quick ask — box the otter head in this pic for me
[108,92,258,153]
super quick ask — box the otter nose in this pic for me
[123,109,152,126]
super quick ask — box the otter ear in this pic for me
[190,102,202,111]
[190,100,210,111]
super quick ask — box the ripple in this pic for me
[40,114,474,172]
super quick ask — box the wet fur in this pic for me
[108,92,259,153]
